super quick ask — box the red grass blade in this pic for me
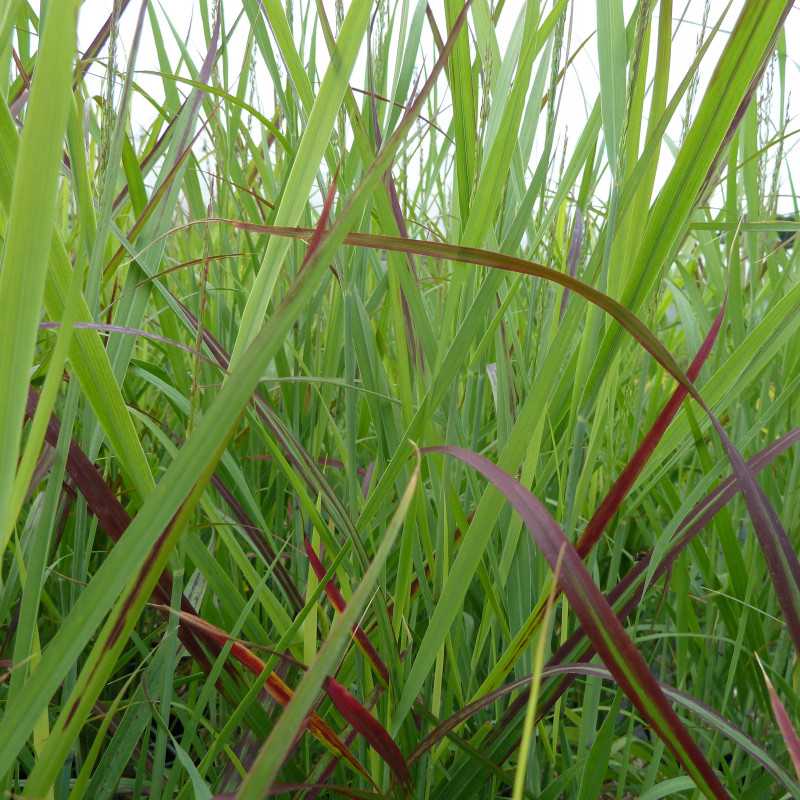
[171,608,410,787]
[24,388,214,674]
[757,656,800,781]
[484,304,728,683]
[25,386,303,616]
[323,677,411,788]
[302,539,411,786]
[304,536,390,684]
[302,172,338,270]
[170,610,374,784]
[577,300,726,559]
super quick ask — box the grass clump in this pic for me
[1,1,800,798]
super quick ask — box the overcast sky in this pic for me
[73,1,800,213]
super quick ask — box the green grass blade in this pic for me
[0,0,78,554]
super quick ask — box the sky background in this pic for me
[72,1,800,214]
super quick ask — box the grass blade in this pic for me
[0,0,78,553]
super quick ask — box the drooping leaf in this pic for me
[426,445,729,798]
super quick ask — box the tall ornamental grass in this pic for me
[1,1,800,797]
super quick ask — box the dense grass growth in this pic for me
[1,0,800,797]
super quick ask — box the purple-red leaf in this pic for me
[302,172,338,270]
[176,599,408,787]
[24,389,215,673]
[171,610,374,784]
[324,676,411,788]
[577,300,725,559]
[758,657,800,781]
[304,536,390,684]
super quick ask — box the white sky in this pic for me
[70,1,800,213]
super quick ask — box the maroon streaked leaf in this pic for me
[302,172,338,270]
[606,429,800,621]
[215,224,690,378]
[174,604,409,787]
[426,445,729,798]
[26,386,303,612]
[306,686,383,800]
[24,386,304,668]
[323,677,411,788]
[304,536,390,684]
[23,389,213,670]
[170,610,374,785]
[757,656,800,781]
[493,303,727,675]
[708,416,800,655]
[577,299,726,559]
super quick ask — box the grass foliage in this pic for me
[1,0,800,797]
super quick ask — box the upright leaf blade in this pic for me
[596,0,626,175]
[0,0,78,553]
